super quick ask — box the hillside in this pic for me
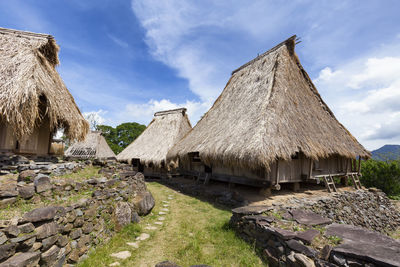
[371,145,400,161]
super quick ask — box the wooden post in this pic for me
[292,182,300,192]
[274,160,280,188]
[358,156,362,174]
[308,160,313,179]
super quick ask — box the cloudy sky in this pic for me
[1,0,399,150]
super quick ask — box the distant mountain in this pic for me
[371,145,400,161]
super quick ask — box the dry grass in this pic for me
[0,27,88,141]
[117,108,191,168]
[52,165,102,182]
[79,182,265,267]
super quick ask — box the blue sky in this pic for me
[1,0,400,150]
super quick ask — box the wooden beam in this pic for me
[358,156,362,174]
[308,160,313,179]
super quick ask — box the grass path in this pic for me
[79,182,265,267]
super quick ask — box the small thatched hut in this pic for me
[117,108,192,177]
[167,36,370,189]
[0,27,88,156]
[65,131,116,160]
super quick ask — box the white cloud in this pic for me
[315,50,400,150]
[117,99,212,126]
[83,110,107,130]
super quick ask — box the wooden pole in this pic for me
[358,156,362,174]
[308,160,313,179]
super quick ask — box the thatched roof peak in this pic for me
[154,108,187,117]
[117,108,192,168]
[232,35,296,75]
[0,27,89,141]
[65,131,116,159]
[168,36,370,171]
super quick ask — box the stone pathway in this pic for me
[108,194,173,266]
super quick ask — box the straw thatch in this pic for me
[0,27,88,141]
[117,108,192,168]
[167,36,370,172]
[65,131,116,159]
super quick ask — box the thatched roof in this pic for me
[167,36,370,171]
[65,131,116,159]
[117,108,192,167]
[0,27,89,141]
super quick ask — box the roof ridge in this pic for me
[154,108,187,117]
[231,35,296,75]
[0,27,53,40]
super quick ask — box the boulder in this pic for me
[294,253,316,267]
[289,209,331,226]
[70,228,82,240]
[0,232,7,245]
[40,245,60,267]
[114,202,132,230]
[22,206,64,223]
[286,239,318,258]
[131,211,140,223]
[0,184,18,198]
[0,243,17,261]
[18,223,35,234]
[0,251,40,267]
[231,205,272,216]
[17,185,35,199]
[133,191,155,216]
[41,235,59,251]
[18,170,36,183]
[4,225,20,237]
[34,174,52,193]
[35,222,59,240]
[0,197,17,208]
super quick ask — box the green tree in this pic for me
[97,122,146,154]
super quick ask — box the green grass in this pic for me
[52,165,102,181]
[79,182,265,267]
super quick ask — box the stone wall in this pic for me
[230,189,400,267]
[0,170,154,266]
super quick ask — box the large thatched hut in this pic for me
[65,131,116,160]
[117,108,192,177]
[0,27,88,156]
[167,36,370,190]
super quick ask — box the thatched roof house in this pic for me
[167,36,370,188]
[65,131,116,160]
[0,27,88,155]
[117,108,192,174]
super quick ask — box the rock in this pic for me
[271,227,296,240]
[136,233,150,241]
[36,222,59,240]
[0,232,7,245]
[4,225,20,237]
[34,174,52,193]
[82,222,94,234]
[126,242,139,248]
[41,235,58,251]
[73,217,84,227]
[320,245,332,261]
[294,253,316,267]
[109,262,121,266]
[232,205,272,216]
[40,245,60,266]
[18,170,36,182]
[114,202,132,230]
[18,223,35,233]
[30,242,42,252]
[110,251,131,260]
[17,236,36,251]
[9,233,36,244]
[0,251,40,267]
[295,229,320,245]
[0,197,17,208]
[0,185,18,198]
[289,209,332,226]
[131,211,140,223]
[68,249,80,263]
[133,191,155,216]
[57,235,69,247]
[22,206,64,223]
[70,228,82,240]
[155,261,181,267]
[0,243,17,261]
[286,239,318,258]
